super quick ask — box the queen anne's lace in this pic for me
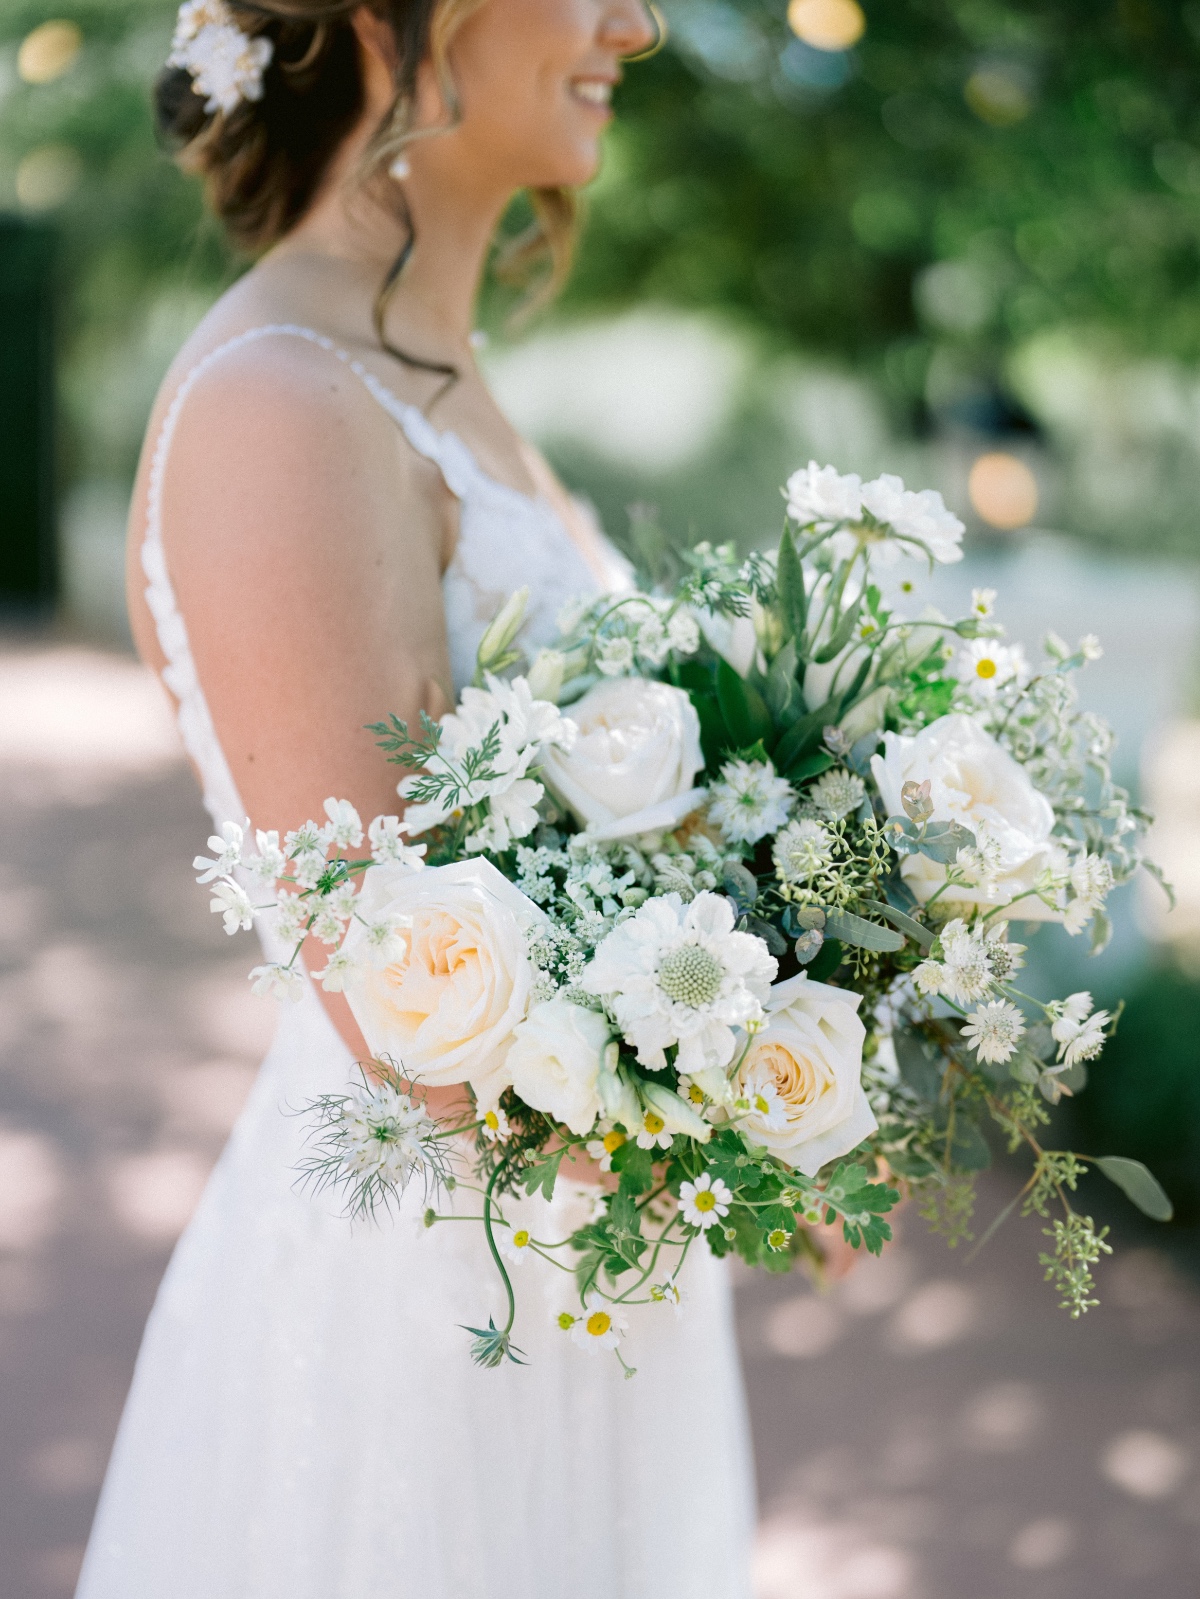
[168,0,273,115]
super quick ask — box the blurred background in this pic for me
[3,0,1200,1594]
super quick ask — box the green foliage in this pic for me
[1039,1213,1111,1318]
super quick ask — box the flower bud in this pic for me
[476,587,530,673]
[526,647,566,704]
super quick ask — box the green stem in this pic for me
[482,1161,517,1341]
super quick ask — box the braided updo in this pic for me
[155,0,575,302]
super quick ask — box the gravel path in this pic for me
[2,635,1197,1599]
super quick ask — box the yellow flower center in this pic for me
[975,657,998,679]
[586,1310,612,1338]
[686,1084,706,1105]
[603,1130,626,1154]
[484,1111,500,1131]
[694,1189,717,1212]
[513,1230,530,1249]
[557,1312,575,1331]
[753,1093,770,1114]
[643,1111,665,1136]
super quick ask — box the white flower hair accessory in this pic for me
[168,0,274,116]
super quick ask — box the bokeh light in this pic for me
[967,452,1039,529]
[964,66,1032,127]
[15,145,83,212]
[786,0,865,54]
[17,20,82,86]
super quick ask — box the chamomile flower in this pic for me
[954,638,1027,697]
[480,1106,511,1142]
[708,759,794,846]
[734,1066,789,1132]
[651,1280,684,1316]
[586,1127,627,1171]
[679,1170,733,1230]
[773,819,834,886]
[636,1107,674,1150]
[210,876,255,935]
[499,1227,534,1267]
[676,1074,709,1112]
[961,1000,1026,1065]
[569,1292,629,1352]
[970,587,997,619]
[766,1227,792,1253]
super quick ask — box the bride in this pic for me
[77,1,755,1594]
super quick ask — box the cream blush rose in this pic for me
[506,999,613,1137]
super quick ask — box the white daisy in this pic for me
[953,638,1027,697]
[651,1280,684,1316]
[734,1066,789,1132]
[772,819,834,886]
[708,758,794,846]
[498,1226,534,1267]
[635,1106,674,1151]
[679,1170,733,1230]
[585,1127,627,1172]
[961,1000,1026,1065]
[480,1106,511,1142]
[971,587,997,618]
[569,1292,629,1352]
[580,891,777,1075]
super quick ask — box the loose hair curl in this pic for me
[155,0,578,347]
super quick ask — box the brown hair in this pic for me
[155,0,578,327]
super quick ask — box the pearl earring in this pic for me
[389,154,411,181]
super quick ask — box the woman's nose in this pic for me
[599,0,659,59]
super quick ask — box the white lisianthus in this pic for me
[321,797,363,851]
[785,461,863,526]
[210,876,256,935]
[367,815,427,870]
[400,674,574,839]
[526,648,567,704]
[249,962,305,1002]
[542,678,704,833]
[707,758,794,846]
[341,859,546,1101]
[961,1000,1026,1065]
[732,974,876,1177]
[194,819,246,883]
[871,713,1068,920]
[858,474,965,565]
[581,891,777,1075]
[678,1171,733,1231]
[506,999,612,1137]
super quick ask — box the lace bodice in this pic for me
[141,322,628,834]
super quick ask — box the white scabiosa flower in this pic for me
[708,758,794,845]
[772,819,834,886]
[193,819,246,883]
[580,891,777,1075]
[210,876,255,935]
[678,1171,733,1231]
[785,461,863,526]
[249,962,305,1002]
[321,798,364,851]
[961,1000,1026,1065]
[809,768,866,820]
[569,1292,629,1352]
[859,474,965,565]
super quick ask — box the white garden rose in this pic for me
[871,713,1068,920]
[342,858,546,1100]
[734,974,876,1177]
[542,677,704,833]
[506,999,612,1137]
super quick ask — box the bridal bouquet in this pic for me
[199,460,1173,1371]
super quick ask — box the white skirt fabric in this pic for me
[76,989,756,1598]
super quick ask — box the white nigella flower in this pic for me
[785,461,863,527]
[773,819,834,886]
[336,1079,438,1190]
[809,768,866,821]
[954,638,1027,697]
[498,1226,534,1266]
[580,891,777,1075]
[596,635,636,677]
[971,587,997,619]
[858,474,965,565]
[678,1170,733,1230]
[321,798,363,851]
[961,999,1026,1065]
[667,610,701,655]
[314,947,358,993]
[368,815,428,869]
[193,820,246,883]
[359,913,411,968]
[246,828,286,882]
[249,962,305,1002]
[210,876,255,935]
[707,758,794,846]
[569,1292,629,1352]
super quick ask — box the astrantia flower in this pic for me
[1060,1010,1109,1067]
[1050,992,1110,1066]
[809,768,865,821]
[954,639,1027,697]
[1063,854,1114,936]
[936,919,994,1006]
[499,1227,534,1267]
[912,959,946,997]
[785,461,863,527]
[707,758,793,845]
[249,962,305,1002]
[580,891,777,1074]
[679,1170,733,1230]
[773,819,834,886]
[961,1000,1026,1065]
[321,798,363,851]
[193,819,246,883]
[210,876,255,935]
[859,475,965,565]
[569,1292,629,1352]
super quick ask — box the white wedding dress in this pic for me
[77,325,755,1599]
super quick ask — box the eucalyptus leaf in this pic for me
[777,529,808,644]
[783,905,826,933]
[859,897,933,950]
[722,862,760,909]
[916,821,977,864]
[743,915,788,956]
[823,908,904,952]
[893,1026,945,1102]
[1095,1156,1174,1222]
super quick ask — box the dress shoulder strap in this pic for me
[140,322,474,829]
